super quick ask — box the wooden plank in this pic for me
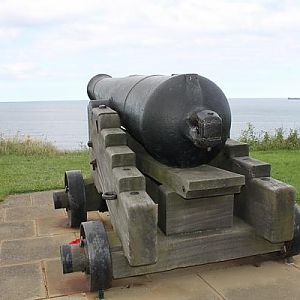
[105,146,135,168]
[230,156,271,179]
[88,106,158,266]
[235,177,295,243]
[127,135,245,199]
[101,128,127,147]
[224,139,249,158]
[210,141,270,179]
[108,218,283,279]
[117,191,158,264]
[112,167,145,193]
[146,177,233,235]
[93,106,121,129]
[209,138,249,169]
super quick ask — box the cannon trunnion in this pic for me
[53,74,300,293]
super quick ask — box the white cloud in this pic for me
[0,62,58,80]
[25,0,299,56]
[0,27,20,39]
[0,0,98,26]
[1,62,37,79]
[0,0,299,97]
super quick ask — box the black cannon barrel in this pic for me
[87,73,231,168]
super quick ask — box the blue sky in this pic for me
[0,0,299,101]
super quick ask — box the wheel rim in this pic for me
[80,221,112,291]
[64,170,87,227]
[284,204,300,257]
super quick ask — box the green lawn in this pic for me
[0,152,90,201]
[251,150,300,201]
[0,149,299,201]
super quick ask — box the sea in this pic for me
[0,98,299,150]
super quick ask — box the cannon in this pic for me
[87,73,231,167]
[54,73,300,293]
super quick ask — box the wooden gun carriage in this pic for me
[53,74,300,293]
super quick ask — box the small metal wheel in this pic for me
[282,204,300,258]
[65,170,87,228]
[80,221,112,291]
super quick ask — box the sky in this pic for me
[0,0,299,101]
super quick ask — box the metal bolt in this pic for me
[99,104,106,109]
[98,289,105,300]
[87,141,93,148]
[80,237,86,248]
[90,159,97,170]
[102,192,117,201]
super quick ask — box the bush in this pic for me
[239,123,300,151]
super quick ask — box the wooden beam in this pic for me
[230,156,271,179]
[224,139,249,158]
[235,177,295,243]
[146,177,234,235]
[88,105,158,266]
[128,135,245,199]
[210,138,249,169]
[106,217,283,279]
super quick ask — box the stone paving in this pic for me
[1,191,300,299]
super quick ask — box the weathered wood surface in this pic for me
[212,154,271,179]
[235,177,295,243]
[88,105,158,266]
[127,136,245,199]
[209,139,249,168]
[230,156,271,179]
[208,139,294,243]
[106,217,283,279]
[224,139,249,157]
[146,177,234,235]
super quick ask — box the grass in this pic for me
[0,132,299,201]
[0,134,90,200]
[0,152,90,201]
[251,150,300,201]
[239,124,300,201]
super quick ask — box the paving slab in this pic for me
[198,260,300,300]
[3,193,31,206]
[44,259,89,297]
[50,295,87,300]
[0,220,35,241]
[290,254,300,268]
[0,208,5,222]
[2,190,300,300]
[37,216,77,236]
[31,190,57,207]
[0,233,76,265]
[87,266,222,300]
[0,262,46,300]
[87,211,102,221]
[5,205,65,221]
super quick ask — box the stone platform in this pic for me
[1,191,300,300]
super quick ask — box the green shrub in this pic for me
[239,123,300,151]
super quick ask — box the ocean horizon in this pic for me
[0,98,299,150]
